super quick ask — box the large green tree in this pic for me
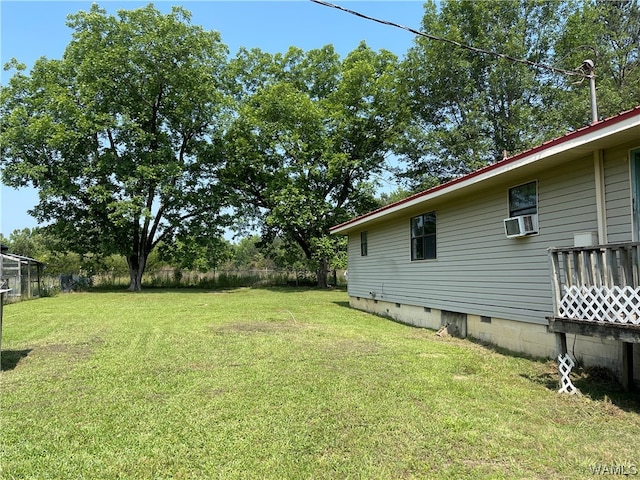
[0,4,230,290]
[4,228,45,259]
[398,0,567,190]
[549,0,640,128]
[222,44,408,287]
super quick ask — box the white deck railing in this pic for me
[548,242,640,325]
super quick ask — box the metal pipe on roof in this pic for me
[582,60,598,124]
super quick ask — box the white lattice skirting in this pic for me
[557,353,579,394]
[559,285,640,324]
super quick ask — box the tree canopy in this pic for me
[550,0,640,127]
[222,43,408,286]
[397,0,640,191]
[1,4,231,290]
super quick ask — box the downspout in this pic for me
[594,149,607,245]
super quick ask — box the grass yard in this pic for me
[1,288,639,479]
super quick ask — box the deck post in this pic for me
[548,248,561,316]
[555,332,568,356]
[622,342,634,392]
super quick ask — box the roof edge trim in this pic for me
[331,106,640,234]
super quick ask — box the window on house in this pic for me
[360,231,368,256]
[508,181,538,217]
[411,212,436,260]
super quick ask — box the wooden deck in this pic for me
[548,242,640,390]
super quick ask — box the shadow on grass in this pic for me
[1,349,32,371]
[463,337,640,411]
[521,363,640,412]
[332,300,351,309]
[572,367,640,412]
[521,370,559,391]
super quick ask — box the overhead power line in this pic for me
[310,0,587,79]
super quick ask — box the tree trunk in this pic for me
[316,256,329,288]
[126,253,147,292]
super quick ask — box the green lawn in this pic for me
[1,288,639,479]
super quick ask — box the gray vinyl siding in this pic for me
[347,155,601,325]
[346,141,640,326]
[604,144,633,242]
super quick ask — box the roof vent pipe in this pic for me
[581,59,598,124]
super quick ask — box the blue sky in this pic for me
[0,0,427,237]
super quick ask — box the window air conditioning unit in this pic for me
[504,214,538,238]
